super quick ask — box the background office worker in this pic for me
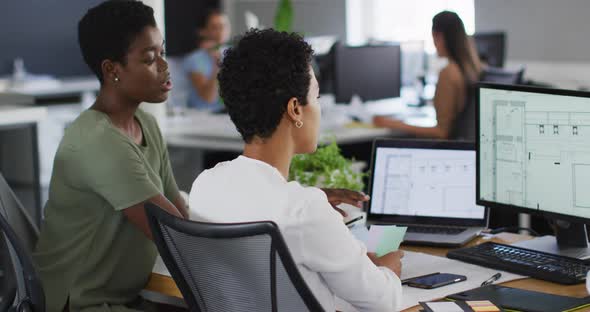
[33,1,187,311]
[374,11,482,140]
[183,9,229,111]
[190,29,403,312]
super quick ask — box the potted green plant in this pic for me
[289,141,366,191]
[274,0,293,32]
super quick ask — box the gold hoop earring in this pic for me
[295,120,303,128]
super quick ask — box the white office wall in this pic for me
[142,0,165,31]
[140,0,167,125]
[222,0,348,40]
[475,0,590,89]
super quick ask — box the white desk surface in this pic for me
[4,77,100,97]
[0,105,48,126]
[163,97,436,151]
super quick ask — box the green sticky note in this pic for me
[375,226,407,257]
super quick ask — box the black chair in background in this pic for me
[451,66,526,141]
[480,66,525,85]
[145,203,325,312]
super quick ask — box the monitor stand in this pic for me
[512,220,590,260]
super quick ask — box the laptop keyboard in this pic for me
[406,226,467,235]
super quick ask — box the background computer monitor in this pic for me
[0,1,103,78]
[333,43,401,103]
[477,83,590,258]
[473,32,506,68]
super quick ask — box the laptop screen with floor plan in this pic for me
[368,140,486,225]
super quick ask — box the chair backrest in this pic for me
[0,210,45,311]
[0,173,39,255]
[145,204,325,312]
[480,66,525,85]
[450,82,477,141]
[0,228,17,312]
[451,67,525,140]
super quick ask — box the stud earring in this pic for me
[295,120,303,128]
[114,77,119,82]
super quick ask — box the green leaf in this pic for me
[289,140,367,191]
[274,0,293,32]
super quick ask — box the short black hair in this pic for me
[218,29,314,143]
[197,8,222,31]
[195,8,223,45]
[78,0,156,82]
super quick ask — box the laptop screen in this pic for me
[369,142,486,223]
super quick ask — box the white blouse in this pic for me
[189,156,402,311]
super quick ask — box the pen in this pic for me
[401,272,440,285]
[345,215,364,227]
[481,272,502,287]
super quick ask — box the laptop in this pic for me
[367,139,488,247]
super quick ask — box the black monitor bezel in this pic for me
[476,82,590,224]
[367,138,488,227]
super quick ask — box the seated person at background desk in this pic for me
[373,11,482,140]
[33,1,187,311]
[189,29,404,312]
[183,9,229,112]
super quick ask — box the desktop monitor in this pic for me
[477,83,590,259]
[473,32,506,68]
[0,1,103,77]
[333,43,401,103]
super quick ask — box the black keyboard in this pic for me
[407,226,466,235]
[447,242,590,284]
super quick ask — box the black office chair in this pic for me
[480,66,525,85]
[145,204,325,312]
[451,67,525,140]
[0,173,39,254]
[0,207,45,311]
[0,226,17,312]
[0,172,44,311]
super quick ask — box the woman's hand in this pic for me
[321,188,370,217]
[367,251,404,277]
[373,115,401,128]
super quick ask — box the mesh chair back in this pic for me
[0,211,44,311]
[480,67,525,85]
[0,229,17,311]
[145,204,324,312]
[0,173,39,254]
[0,172,43,311]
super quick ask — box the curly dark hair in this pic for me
[78,0,156,82]
[218,29,314,143]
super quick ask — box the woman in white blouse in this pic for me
[189,29,404,311]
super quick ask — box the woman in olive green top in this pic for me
[33,1,187,311]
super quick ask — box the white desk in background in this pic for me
[0,105,48,226]
[1,76,100,102]
[163,97,437,152]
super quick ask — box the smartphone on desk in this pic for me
[405,273,466,289]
